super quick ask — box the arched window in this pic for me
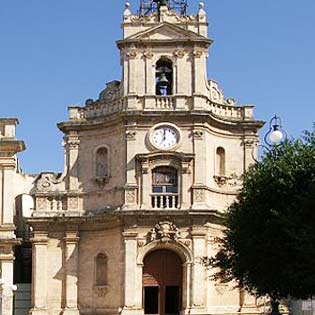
[152,166,178,209]
[155,58,173,96]
[95,253,108,286]
[95,147,109,178]
[216,147,226,176]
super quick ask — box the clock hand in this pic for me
[163,129,166,141]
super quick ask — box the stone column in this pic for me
[122,232,141,315]
[191,228,207,309]
[0,248,15,315]
[62,230,80,315]
[30,232,48,315]
[65,134,80,191]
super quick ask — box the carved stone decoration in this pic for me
[194,189,205,202]
[148,221,180,243]
[207,80,225,104]
[68,197,78,210]
[243,139,258,148]
[173,49,185,58]
[36,197,47,211]
[137,239,145,247]
[214,173,243,188]
[225,98,236,106]
[193,130,205,140]
[94,285,109,297]
[67,139,80,150]
[213,175,228,187]
[94,176,110,188]
[193,50,203,58]
[35,173,62,191]
[143,50,154,59]
[215,283,229,295]
[182,161,191,174]
[99,80,122,103]
[126,50,137,59]
[125,190,136,203]
[126,130,137,140]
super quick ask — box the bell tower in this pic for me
[119,0,211,110]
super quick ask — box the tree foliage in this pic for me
[211,129,315,300]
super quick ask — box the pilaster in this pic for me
[29,231,48,315]
[0,247,15,315]
[65,133,80,191]
[62,229,80,315]
[122,231,140,314]
[192,129,207,209]
[190,228,207,309]
[124,127,138,209]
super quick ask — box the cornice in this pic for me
[0,140,25,153]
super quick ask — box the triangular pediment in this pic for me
[125,22,209,41]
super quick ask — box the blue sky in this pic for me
[1,0,315,173]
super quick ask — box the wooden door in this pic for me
[143,250,182,315]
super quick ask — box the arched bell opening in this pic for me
[156,58,173,96]
[143,249,182,315]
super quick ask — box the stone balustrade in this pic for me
[34,194,82,212]
[155,96,175,109]
[151,193,179,210]
[68,96,253,121]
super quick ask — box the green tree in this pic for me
[211,129,315,314]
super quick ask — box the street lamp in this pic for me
[264,115,287,147]
[253,115,287,162]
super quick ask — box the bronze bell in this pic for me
[153,0,169,6]
[157,73,169,88]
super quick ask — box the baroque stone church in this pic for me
[0,1,265,315]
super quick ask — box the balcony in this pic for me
[151,193,179,210]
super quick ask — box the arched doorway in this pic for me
[143,249,182,315]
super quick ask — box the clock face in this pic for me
[151,126,179,150]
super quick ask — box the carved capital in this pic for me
[173,49,185,58]
[243,139,258,148]
[67,138,80,149]
[182,161,191,174]
[126,130,137,140]
[193,50,204,58]
[143,50,154,59]
[193,130,205,140]
[126,50,137,59]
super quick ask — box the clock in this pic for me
[149,123,180,150]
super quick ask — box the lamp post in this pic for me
[259,115,287,315]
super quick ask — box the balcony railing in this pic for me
[151,193,179,210]
[155,96,175,110]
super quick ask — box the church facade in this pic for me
[0,2,266,315]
